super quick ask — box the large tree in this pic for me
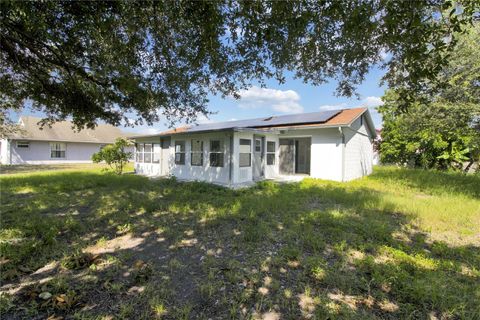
[379,96,480,170]
[1,0,478,129]
[379,23,480,171]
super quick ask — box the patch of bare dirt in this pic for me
[83,234,145,255]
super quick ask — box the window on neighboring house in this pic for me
[266,141,276,165]
[239,139,251,167]
[136,143,144,163]
[175,141,185,165]
[209,139,224,167]
[50,142,66,158]
[16,141,29,148]
[144,143,152,163]
[153,143,161,163]
[191,139,203,166]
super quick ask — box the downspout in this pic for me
[339,127,345,182]
[229,132,234,186]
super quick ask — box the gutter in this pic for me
[130,127,277,140]
[129,123,357,140]
[8,138,119,144]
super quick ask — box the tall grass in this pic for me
[0,166,478,319]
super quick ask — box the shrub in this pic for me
[92,138,132,174]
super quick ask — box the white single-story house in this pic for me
[132,108,376,187]
[0,116,132,165]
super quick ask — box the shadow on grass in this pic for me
[1,171,479,319]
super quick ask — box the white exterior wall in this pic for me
[343,115,374,181]
[135,132,234,185]
[135,131,271,185]
[279,128,343,181]
[0,139,10,165]
[135,162,161,176]
[2,140,110,164]
[133,123,373,186]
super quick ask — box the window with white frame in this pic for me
[175,141,185,165]
[255,139,261,152]
[136,143,144,163]
[16,141,30,148]
[153,143,161,163]
[144,143,152,163]
[239,139,251,167]
[209,139,224,167]
[50,142,66,158]
[191,139,203,166]
[135,143,158,163]
[266,141,275,165]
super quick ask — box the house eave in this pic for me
[131,127,276,140]
[347,109,376,138]
[8,138,117,144]
[131,123,356,140]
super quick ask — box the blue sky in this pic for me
[132,64,387,134]
[12,65,387,134]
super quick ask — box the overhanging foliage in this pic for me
[1,0,478,129]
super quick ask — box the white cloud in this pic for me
[196,114,215,124]
[319,96,383,112]
[360,96,384,108]
[146,128,161,134]
[237,86,304,114]
[359,97,383,128]
[318,103,348,111]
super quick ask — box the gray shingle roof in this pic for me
[10,116,128,144]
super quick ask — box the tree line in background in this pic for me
[379,23,480,172]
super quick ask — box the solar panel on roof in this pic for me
[254,110,340,126]
[185,109,341,133]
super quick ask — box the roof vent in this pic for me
[263,116,274,121]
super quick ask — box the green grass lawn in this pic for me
[0,162,134,175]
[0,166,479,319]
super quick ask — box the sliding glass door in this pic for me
[279,138,311,175]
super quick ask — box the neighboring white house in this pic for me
[131,108,376,187]
[0,116,132,165]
